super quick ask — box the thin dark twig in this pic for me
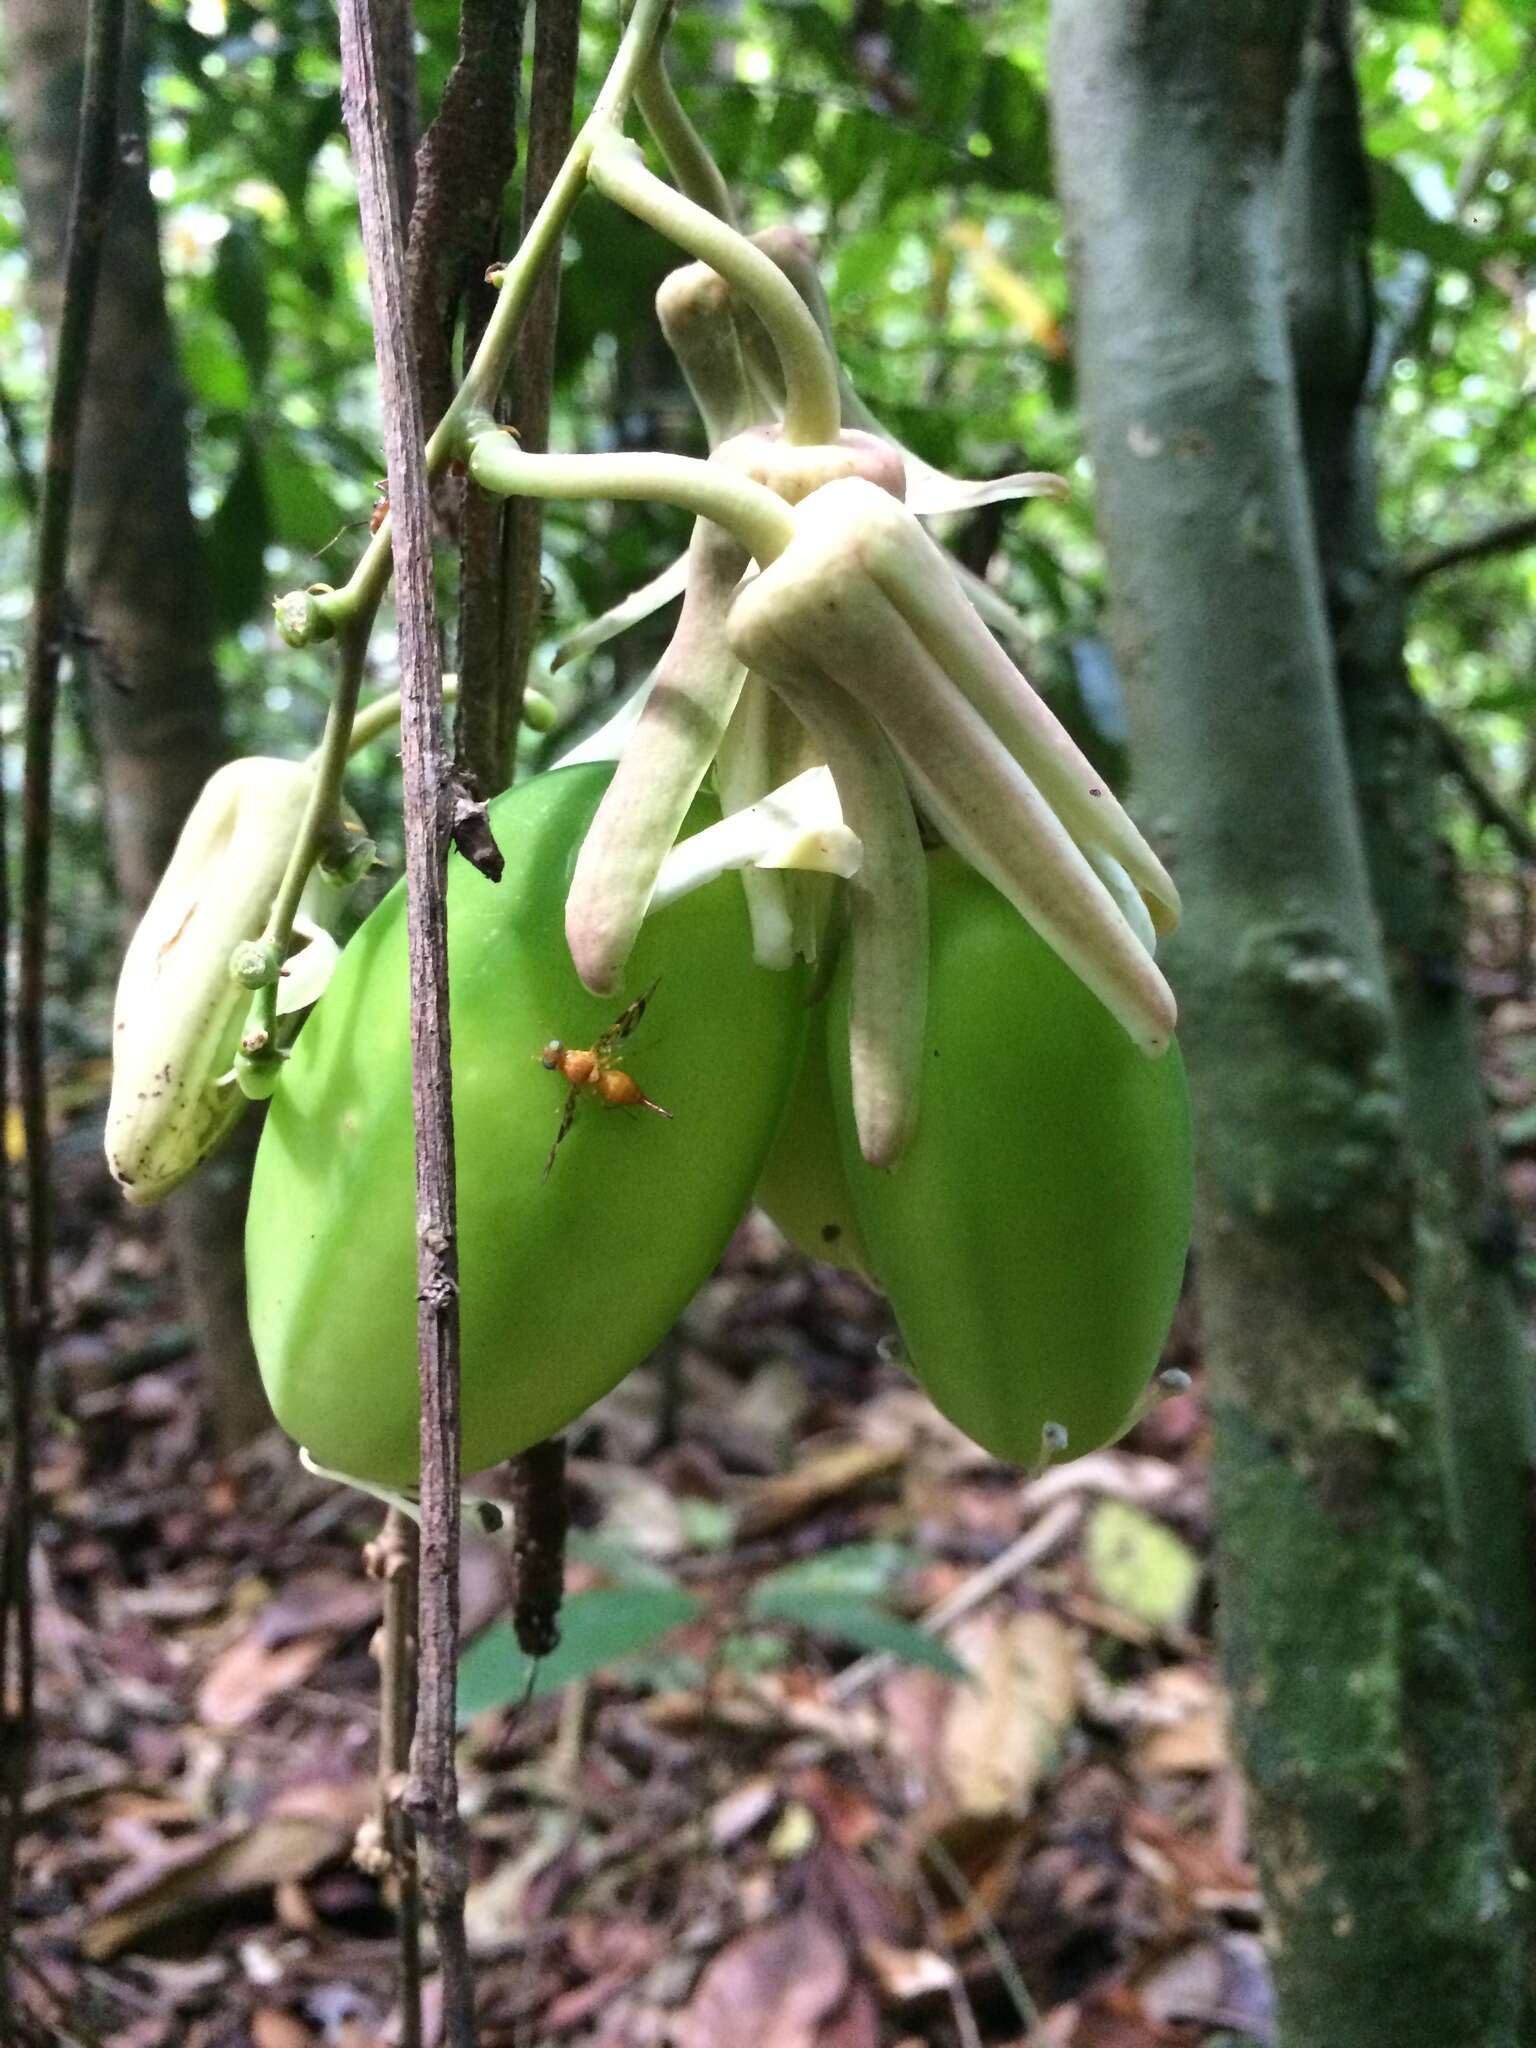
[371,12,425,2036]
[1429,708,1536,868]
[508,1438,568,1656]
[499,0,582,776]
[0,383,38,515]
[336,2,476,2041]
[1,0,126,2027]
[487,0,585,1662]
[1402,509,1536,589]
[363,1508,423,2048]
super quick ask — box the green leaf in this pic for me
[1084,1499,1202,1634]
[213,219,271,386]
[1369,159,1486,273]
[746,1583,971,1681]
[205,433,271,632]
[260,441,344,556]
[455,1583,704,1720]
[750,1543,919,1605]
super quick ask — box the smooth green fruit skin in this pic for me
[755,995,876,1279]
[829,849,1192,1467]
[248,764,806,1490]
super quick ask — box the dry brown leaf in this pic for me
[1137,1933,1275,2038]
[735,1440,904,1539]
[1129,1666,1229,1777]
[251,2013,313,2048]
[940,1611,1078,1818]
[197,1633,332,1730]
[85,1812,349,1959]
[916,1811,1032,1950]
[860,1936,957,2005]
[674,1909,851,2048]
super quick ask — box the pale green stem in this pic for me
[634,47,738,227]
[587,135,841,446]
[316,0,677,635]
[238,623,372,1061]
[256,0,678,1009]
[339,677,462,759]
[464,425,796,567]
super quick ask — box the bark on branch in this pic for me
[1050,3,1520,2038]
[1402,508,1536,588]
[1,0,125,2027]
[336,3,476,2040]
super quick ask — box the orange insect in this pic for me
[539,980,671,1181]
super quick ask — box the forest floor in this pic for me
[14,883,1536,2048]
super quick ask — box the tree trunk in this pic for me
[1049,6,1519,2042]
[5,0,267,1447]
[1282,0,1536,1922]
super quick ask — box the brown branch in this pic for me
[361,1508,423,2048]
[365,13,427,2037]
[1401,509,1536,589]
[508,1438,568,1656]
[498,0,582,776]
[485,0,585,1642]
[336,2,476,2041]
[404,0,523,432]
[1429,709,1536,868]
[1,0,126,2028]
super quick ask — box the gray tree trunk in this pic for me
[6,0,266,1445]
[1282,0,1536,1945]
[1049,5,1519,2041]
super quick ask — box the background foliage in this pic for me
[4,0,1530,1025]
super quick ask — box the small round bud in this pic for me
[521,687,557,734]
[274,585,338,648]
[235,1042,287,1101]
[230,938,283,989]
[320,829,379,888]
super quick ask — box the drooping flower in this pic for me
[105,759,348,1204]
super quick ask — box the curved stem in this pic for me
[318,0,677,635]
[258,623,371,960]
[587,135,841,446]
[634,47,738,227]
[465,426,795,566]
[340,676,462,759]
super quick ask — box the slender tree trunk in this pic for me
[1049,7,1520,2042]
[1282,0,1536,1914]
[5,0,266,1445]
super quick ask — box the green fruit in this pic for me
[248,764,805,1489]
[755,995,874,1279]
[829,849,1192,1467]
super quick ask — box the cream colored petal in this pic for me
[728,531,1176,1057]
[800,480,1180,934]
[550,549,689,672]
[565,520,750,996]
[738,630,930,1168]
[650,766,860,910]
[106,757,317,1203]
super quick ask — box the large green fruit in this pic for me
[248,764,805,1489]
[830,849,1192,1466]
[755,995,875,1279]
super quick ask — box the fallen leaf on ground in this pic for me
[735,1441,904,1539]
[673,1908,851,2048]
[1128,1665,1229,1776]
[85,1810,351,1959]
[940,1611,1077,1818]
[1083,1500,1201,1635]
[860,1936,956,2004]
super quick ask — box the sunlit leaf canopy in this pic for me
[1,0,1531,881]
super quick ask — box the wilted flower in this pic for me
[105,758,344,1204]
